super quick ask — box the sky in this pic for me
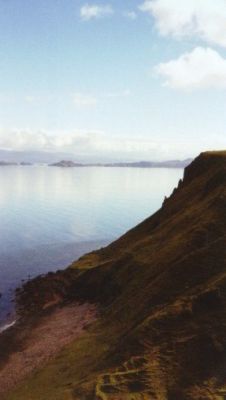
[0,0,226,161]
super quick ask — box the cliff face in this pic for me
[4,151,226,400]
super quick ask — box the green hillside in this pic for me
[3,151,226,400]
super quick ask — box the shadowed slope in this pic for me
[3,151,226,400]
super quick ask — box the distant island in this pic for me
[0,161,17,166]
[19,161,33,166]
[50,158,193,169]
[50,160,84,168]
[0,161,33,166]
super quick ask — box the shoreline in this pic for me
[0,320,17,334]
[0,238,110,332]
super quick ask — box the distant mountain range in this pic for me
[50,159,193,168]
[0,149,193,168]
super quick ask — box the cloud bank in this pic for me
[0,129,225,161]
[0,129,187,160]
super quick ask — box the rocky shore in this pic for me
[0,301,97,397]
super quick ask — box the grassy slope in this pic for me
[5,151,226,400]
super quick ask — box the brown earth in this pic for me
[0,303,96,397]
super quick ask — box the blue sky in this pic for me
[0,0,226,161]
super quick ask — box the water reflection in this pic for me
[0,165,183,323]
[0,166,183,251]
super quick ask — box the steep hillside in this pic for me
[2,151,226,400]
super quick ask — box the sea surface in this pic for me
[0,165,183,326]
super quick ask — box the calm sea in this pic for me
[0,165,183,325]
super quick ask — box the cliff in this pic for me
[2,151,226,400]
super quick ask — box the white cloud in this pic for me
[72,93,97,108]
[80,4,113,21]
[155,47,226,90]
[123,11,137,20]
[139,0,226,48]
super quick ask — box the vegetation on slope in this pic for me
[3,151,226,400]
